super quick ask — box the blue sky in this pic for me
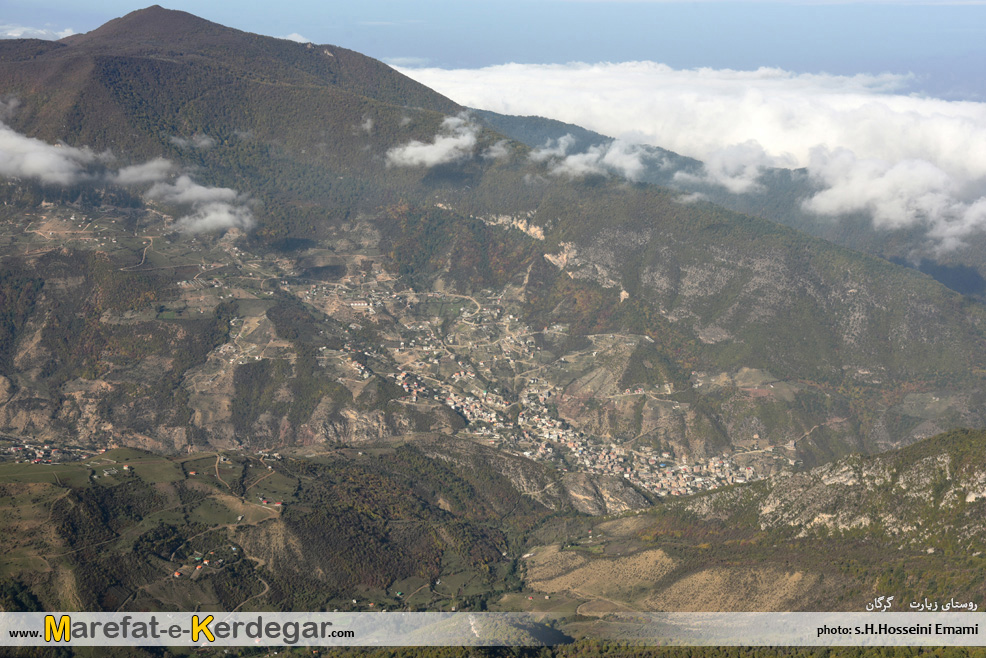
[3,1,985,99]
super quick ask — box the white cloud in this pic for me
[170,134,216,149]
[147,175,238,205]
[535,138,649,181]
[146,175,253,233]
[591,139,649,181]
[482,140,511,160]
[116,162,250,236]
[675,192,707,204]
[801,147,986,251]
[0,121,96,185]
[530,134,575,162]
[280,33,311,43]
[0,99,20,122]
[386,112,480,167]
[173,202,254,234]
[398,61,986,249]
[674,140,788,193]
[113,158,176,185]
[0,24,75,40]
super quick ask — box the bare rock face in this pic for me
[561,472,608,516]
[317,409,409,444]
[562,472,649,515]
[594,475,651,513]
[0,376,12,405]
[0,389,58,441]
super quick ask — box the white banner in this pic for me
[1,611,984,647]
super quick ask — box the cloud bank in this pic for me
[530,135,576,163]
[171,201,254,233]
[399,61,986,249]
[0,24,75,40]
[114,162,253,233]
[386,112,480,167]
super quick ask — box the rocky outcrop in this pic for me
[562,472,649,515]
[682,429,986,544]
[0,376,12,405]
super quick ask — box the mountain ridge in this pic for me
[472,108,986,301]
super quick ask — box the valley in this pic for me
[1,10,986,655]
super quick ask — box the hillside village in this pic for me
[277,258,782,496]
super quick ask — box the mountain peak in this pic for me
[60,5,231,48]
[44,6,461,116]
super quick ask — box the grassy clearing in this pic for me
[189,497,240,525]
[129,459,184,483]
[248,469,297,502]
[495,591,582,614]
[0,462,92,487]
[101,448,158,462]
[388,575,430,602]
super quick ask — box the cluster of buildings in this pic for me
[3,442,91,464]
[621,453,757,496]
[443,391,504,426]
[391,371,429,402]
[567,440,758,496]
[277,271,770,501]
[346,356,372,380]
